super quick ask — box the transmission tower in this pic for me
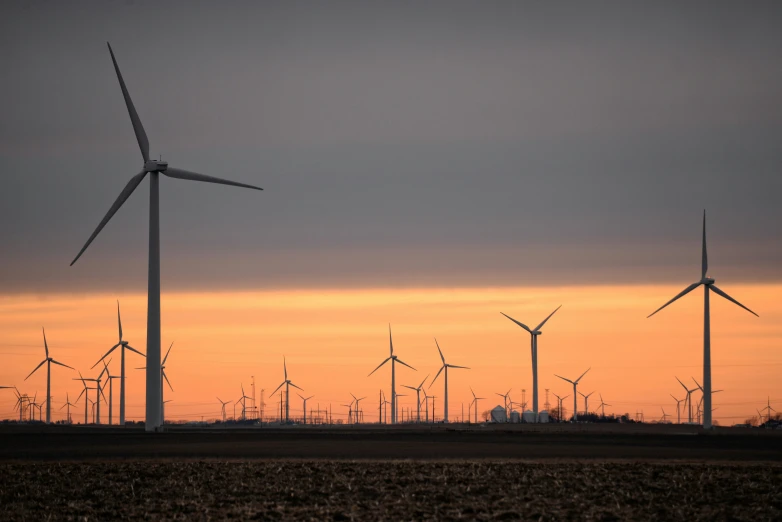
[544,388,551,412]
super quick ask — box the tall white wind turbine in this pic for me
[648,211,758,429]
[429,339,469,423]
[555,368,590,421]
[271,357,302,423]
[70,43,262,432]
[92,301,145,426]
[25,328,74,424]
[368,325,416,424]
[501,305,561,417]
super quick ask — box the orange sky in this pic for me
[1,284,779,425]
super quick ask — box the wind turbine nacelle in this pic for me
[702,278,715,285]
[144,160,168,172]
[532,331,542,336]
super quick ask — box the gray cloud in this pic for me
[1,1,781,293]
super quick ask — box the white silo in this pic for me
[539,410,550,423]
[491,406,507,423]
[522,410,537,423]
[510,411,521,423]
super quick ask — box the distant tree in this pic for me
[744,416,759,427]
[482,410,490,422]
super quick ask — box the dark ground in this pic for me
[1,424,781,520]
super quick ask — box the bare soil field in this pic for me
[1,460,780,520]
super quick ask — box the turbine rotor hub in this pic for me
[702,277,715,285]
[144,160,168,173]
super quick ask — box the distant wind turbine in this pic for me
[216,397,230,422]
[553,393,569,422]
[402,374,429,422]
[24,328,74,424]
[597,394,610,417]
[760,397,776,424]
[102,359,121,425]
[555,368,590,421]
[660,408,671,423]
[501,305,561,417]
[271,357,302,423]
[429,338,469,423]
[298,394,314,424]
[469,386,486,424]
[670,394,684,424]
[579,390,595,416]
[675,376,699,423]
[60,392,77,424]
[75,371,98,424]
[495,388,512,419]
[368,325,416,424]
[647,211,758,429]
[135,341,174,425]
[70,43,262,432]
[92,301,145,426]
[350,393,366,424]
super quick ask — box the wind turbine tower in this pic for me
[70,43,262,432]
[501,305,561,417]
[555,368,590,421]
[648,211,758,429]
[271,357,302,423]
[368,325,416,424]
[429,338,469,422]
[24,328,74,423]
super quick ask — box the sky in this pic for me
[0,1,780,424]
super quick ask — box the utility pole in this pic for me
[251,375,256,420]
[260,389,265,423]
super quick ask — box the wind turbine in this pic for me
[495,388,512,419]
[469,387,486,424]
[429,338,469,423]
[70,43,262,432]
[92,301,145,426]
[597,394,610,417]
[101,359,120,425]
[660,408,671,423]
[350,393,367,424]
[501,305,561,416]
[579,390,595,416]
[24,328,74,424]
[368,325,416,424]
[553,393,569,422]
[554,368,590,421]
[647,211,758,429]
[342,402,354,424]
[60,392,77,424]
[216,397,230,422]
[380,390,391,424]
[402,374,429,422]
[298,394,314,424]
[670,394,684,424]
[675,377,699,423]
[74,371,98,424]
[760,397,776,424]
[271,357,302,423]
[395,393,408,422]
[235,385,252,420]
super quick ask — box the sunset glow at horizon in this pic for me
[2,283,778,425]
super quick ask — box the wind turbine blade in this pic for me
[163,371,173,392]
[675,376,689,392]
[500,312,531,333]
[647,282,701,318]
[401,385,417,391]
[418,374,430,389]
[125,345,146,357]
[448,365,470,370]
[554,374,574,385]
[709,285,758,317]
[25,359,47,381]
[387,323,396,358]
[217,396,223,403]
[50,359,74,370]
[162,342,174,365]
[107,42,149,162]
[692,377,703,391]
[76,388,86,402]
[395,358,416,371]
[289,382,303,392]
[42,327,49,358]
[575,367,591,383]
[70,170,147,265]
[701,209,708,279]
[434,338,445,363]
[284,356,288,380]
[429,366,445,388]
[270,381,285,395]
[92,344,120,369]
[534,305,562,331]
[162,167,262,191]
[297,393,305,401]
[117,301,123,341]
[368,358,391,377]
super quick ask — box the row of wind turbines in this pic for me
[4,43,766,431]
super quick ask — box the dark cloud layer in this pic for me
[1,1,781,293]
